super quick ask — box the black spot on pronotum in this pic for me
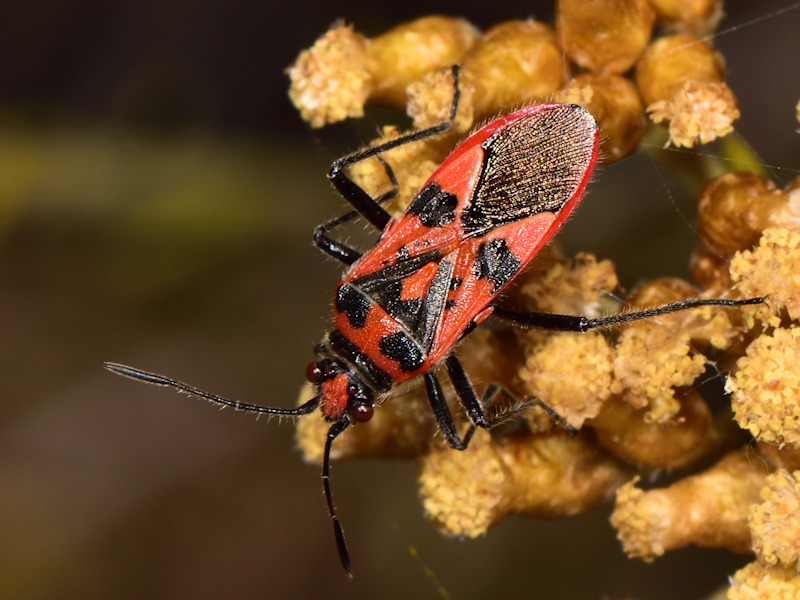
[407,182,458,228]
[335,284,370,329]
[473,238,521,292]
[378,331,425,373]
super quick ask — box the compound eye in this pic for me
[353,404,374,423]
[305,362,323,383]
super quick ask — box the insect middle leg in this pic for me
[314,65,462,266]
[424,354,575,451]
[313,157,400,266]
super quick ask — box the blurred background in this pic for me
[1,1,798,599]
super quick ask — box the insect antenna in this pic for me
[103,362,321,417]
[322,419,353,578]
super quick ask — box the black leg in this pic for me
[313,158,401,266]
[423,371,475,451]
[444,354,490,429]
[425,355,576,452]
[491,296,765,333]
[479,382,576,435]
[313,224,363,266]
[447,355,576,434]
[326,64,462,232]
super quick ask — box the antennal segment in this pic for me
[322,419,353,578]
[103,362,320,416]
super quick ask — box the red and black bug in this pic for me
[106,65,762,577]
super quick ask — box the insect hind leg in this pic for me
[479,382,576,435]
[424,354,576,451]
[423,370,477,451]
[326,64,462,233]
[491,296,765,333]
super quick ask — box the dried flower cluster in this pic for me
[287,5,745,221]
[288,2,799,597]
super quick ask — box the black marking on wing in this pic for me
[328,329,393,392]
[352,250,441,291]
[407,182,458,228]
[378,331,425,373]
[473,238,521,292]
[461,104,598,237]
[372,280,422,331]
[352,249,441,335]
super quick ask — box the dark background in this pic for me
[1,2,798,599]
